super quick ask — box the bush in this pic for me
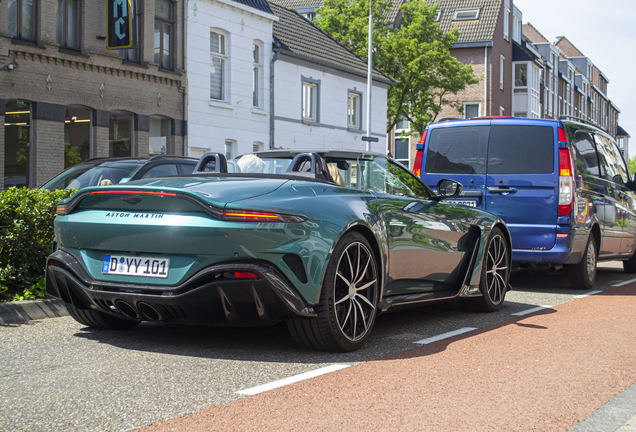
[0,187,75,301]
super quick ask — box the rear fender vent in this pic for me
[283,254,308,284]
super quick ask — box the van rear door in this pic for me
[485,121,558,251]
[423,122,490,208]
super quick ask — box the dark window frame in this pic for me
[154,0,174,70]
[56,0,80,50]
[8,0,37,42]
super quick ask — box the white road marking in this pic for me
[511,305,553,316]
[612,278,636,287]
[574,290,602,299]
[237,364,351,396]
[413,327,477,345]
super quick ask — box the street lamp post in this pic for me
[365,0,373,152]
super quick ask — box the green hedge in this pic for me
[0,187,75,301]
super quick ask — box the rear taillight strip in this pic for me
[223,210,306,223]
[90,190,178,197]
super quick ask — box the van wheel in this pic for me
[623,248,636,273]
[568,235,597,289]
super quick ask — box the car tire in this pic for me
[568,234,597,290]
[460,227,510,312]
[287,231,379,352]
[65,302,140,330]
[623,247,636,273]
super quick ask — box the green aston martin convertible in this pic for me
[46,150,511,352]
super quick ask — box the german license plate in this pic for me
[102,255,170,278]
[443,199,477,207]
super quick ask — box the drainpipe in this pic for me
[484,46,488,116]
[269,40,281,150]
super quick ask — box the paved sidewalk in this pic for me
[136,283,636,432]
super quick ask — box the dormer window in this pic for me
[434,10,442,22]
[453,8,480,21]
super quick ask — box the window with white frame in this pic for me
[463,102,480,119]
[503,7,509,41]
[253,43,262,108]
[210,31,227,101]
[434,10,442,21]
[512,14,521,43]
[302,81,318,122]
[225,140,235,159]
[394,117,410,168]
[348,92,361,129]
[514,63,527,92]
[253,142,263,152]
[453,8,480,20]
[513,112,527,118]
[499,106,505,116]
[500,55,505,91]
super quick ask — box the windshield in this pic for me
[230,154,293,174]
[43,162,144,191]
[40,162,102,191]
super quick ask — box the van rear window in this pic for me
[425,126,488,174]
[487,125,554,174]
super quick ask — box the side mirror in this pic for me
[433,179,463,201]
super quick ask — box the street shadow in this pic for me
[70,297,551,365]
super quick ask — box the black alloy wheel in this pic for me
[287,231,379,352]
[462,227,510,312]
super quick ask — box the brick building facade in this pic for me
[0,0,187,190]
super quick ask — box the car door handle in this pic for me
[488,187,517,194]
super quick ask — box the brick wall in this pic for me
[0,0,187,190]
[33,119,65,186]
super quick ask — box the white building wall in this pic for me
[274,58,389,153]
[186,0,276,157]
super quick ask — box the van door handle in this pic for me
[488,187,517,194]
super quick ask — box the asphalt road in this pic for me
[1,261,634,432]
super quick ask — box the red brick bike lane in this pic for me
[137,284,636,432]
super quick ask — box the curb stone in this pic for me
[0,298,68,324]
[569,380,636,432]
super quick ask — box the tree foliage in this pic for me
[316,0,480,135]
[628,155,636,177]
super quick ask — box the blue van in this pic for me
[414,117,636,289]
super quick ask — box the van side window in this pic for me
[425,126,488,174]
[595,134,628,185]
[488,125,554,174]
[571,131,600,177]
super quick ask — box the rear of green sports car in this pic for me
[46,176,370,327]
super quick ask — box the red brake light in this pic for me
[223,210,306,223]
[413,150,423,177]
[234,272,258,279]
[90,190,178,197]
[56,206,67,215]
[558,148,574,216]
[418,129,428,144]
[558,127,568,143]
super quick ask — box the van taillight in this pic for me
[413,150,424,176]
[418,129,428,144]
[413,130,428,176]
[558,127,568,143]
[558,148,573,216]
